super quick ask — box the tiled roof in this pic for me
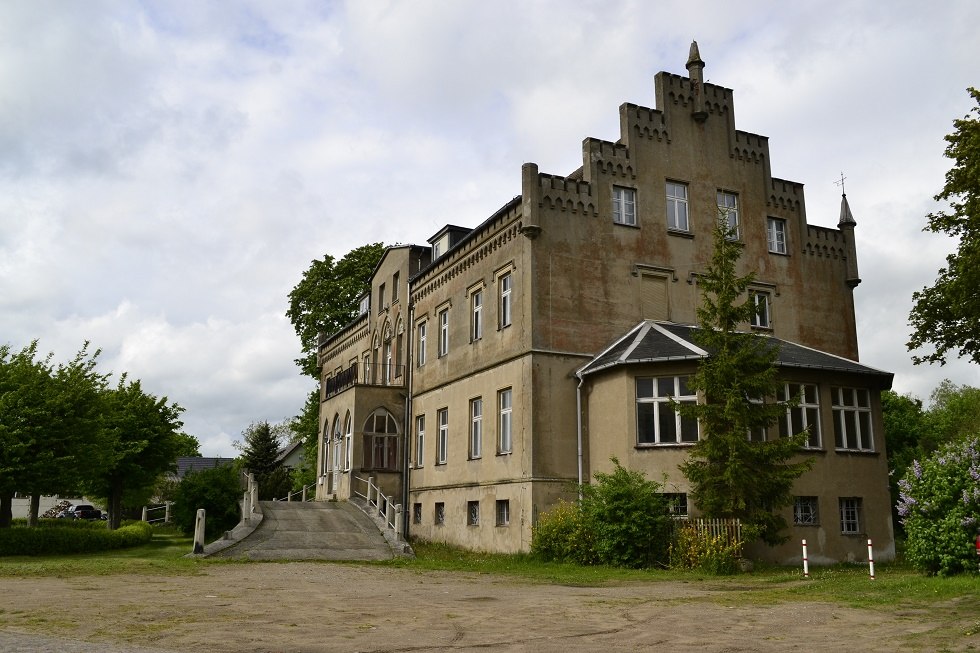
[174,457,236,479]
[577,321,892,387]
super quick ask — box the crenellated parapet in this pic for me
[538,169,599,216]
[768,177,805,214]
[654,73,733,120]
[732,130,769,165]
[804,225,847,261]
[620,103,668,143]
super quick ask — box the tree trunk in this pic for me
[108,487,123,530]
[0,493,12,528]
[28,494,41,527]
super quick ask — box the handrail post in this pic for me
[302,486,307,502]
[394,503,403,538]
[165,501,172,523]
[249,473,257,512]
[141,506,148,522]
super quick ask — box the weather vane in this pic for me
[834,172,847,195]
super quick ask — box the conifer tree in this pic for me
[236,421,289,500]
[677,218,812,545]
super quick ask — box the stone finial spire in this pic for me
[838,192,856,227]
[837,190,860,287]
[686,40,708,123]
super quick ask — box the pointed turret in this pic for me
[686,40,708,123]
[838,192,861,287]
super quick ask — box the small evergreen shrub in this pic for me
[0,520,153,556]
[669,524,741,575]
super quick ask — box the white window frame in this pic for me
[635,376,699,445]
[839,497,862,534]
[612,186,637,226]
[471,289,483,342]
[415,414,425,468]
[438,308,449,357]
[498,388,513,454]
[794,496,820,526]
[663,493,689,518]
[750,291,771,329]
[495,499,510,526]
[417,320,427,366]
[717,191,739,240]
[499,272,512,328]
[767,217,787,254]
[666,182,689,231]
[343,412,352,471]
[436,408,448,464]
[831,387,874,451]
[779,383,822,449]
[469,397,482,459]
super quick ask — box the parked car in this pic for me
[59,504,102,520]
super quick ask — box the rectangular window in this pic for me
[436,408,448,464]
[434,502,445,525]
[839,497,862,534]
[613,186,637,226]
[717,191,739,240]
[417,320,427,366]
[358,294,370,315]
[438,308,449,357]
[831,387,874,451]
[794,496,819,526]
[767,217,787,254]
[495,499,510,526]
[498,388,513,453]
[666,182,689,231]
[378,283,386,312]
[365,435,398,471]
[415,415,425,468]
[471,289,483,341]
[663,493,689,518]
[751,291,771,329]
[635,376,699,445]
[392,272,399,302]
[467,500,480,526]
[779,383,822,448]
[469,397,482,459]
[499,272,512,328]
[412,502,422,524]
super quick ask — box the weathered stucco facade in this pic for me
[315,43,894,564]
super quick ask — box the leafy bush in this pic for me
[669,524,741,575]
[172,463,242,540]
[532,460,673,568]
[897,435,980,575]
[0,520,153,556]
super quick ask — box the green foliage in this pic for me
[908,87,980,365]
[171,464,242,541]
[289,388,320,491]
[929,380,980,444]
[897,435,980,576]
[678,218,812,545]
[236,420,289,500]
[286,242,386,377]
[669,524,741,575]
[532,461,672,568]
[0,519,152,556]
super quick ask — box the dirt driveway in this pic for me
[0,562,975,652]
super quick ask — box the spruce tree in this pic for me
[237,421,287,500]
[677,218,812,545]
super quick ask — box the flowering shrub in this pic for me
[669,524,741,575]
[530,499,598,565]
[897,435,980,575]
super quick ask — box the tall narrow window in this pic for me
[417,320,427,366]
[839,497,862,534]
[717,191,739,239]
[666,182,689,231]
[636,376,699,444]
[750,291,771,329]
[495,499,510,526]
[499,272,512,328]
[438,308,449,357]
[415,415,425,468]
[392,271,399,302]
[831,387,874,451]
[498,388,513,453]
[779,383,821,448]
[467,500,480,526]
[436,408,448,464]
[343,412,352,471]
[378,283,386,311]
[471,290,483,341]
[363,409,398,471]
[767,217,787,254]
[612,186,637,226]
[469,397,482,459]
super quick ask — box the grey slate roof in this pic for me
[174,456,236,479]
[578,321,892,388]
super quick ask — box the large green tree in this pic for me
[908,87,980,365]
[88,377,188,530]
[677,219,812,545]
[286,243,386,378]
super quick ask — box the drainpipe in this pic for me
[575,372,584,501]
[402,301,414,540]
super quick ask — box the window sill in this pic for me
[613,221,640,229]
[635,442,697,449]
[834,448,877,455]
[768,249,790,257]
[496,450,512,456]
[667,229,694,239]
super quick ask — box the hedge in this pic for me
[0,519,154,556]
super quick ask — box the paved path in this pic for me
[208,500,397,561]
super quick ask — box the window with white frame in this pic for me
[434,502,445,525]
[499,272,512,328]
[412,502,422,524]
[438,308,449,357]
[747,395,768,442]
[415,415,425,468]
[471,289,483,341]
[417,320,427,366]
[663,493,689,518]
[839,497,862,534]
[363,409,398,471]
[636,376,699,445]
[469,397,482,459]
[779,383,822,448]
[467,500,480,526]
[717,191,739,239]
[495,499,510,526]
[358,294,370,316]
[498,388,513,453]
[794,496,819,526]
[436,408,448,464]
[666,182,689,231]
[750,291,771,329]
[831,387,874,451]
[767,217,787,254]
[343,412,352,471]
[613,186,637,226]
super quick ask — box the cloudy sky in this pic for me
[2,1,978,456]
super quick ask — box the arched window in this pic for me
[331,415,342,491]
[343,411,352,471]
[321,416,336,476]
[363,408,399,471]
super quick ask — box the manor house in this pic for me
[314,43,894,564]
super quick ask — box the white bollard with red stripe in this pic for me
[802,539,809,579]
[867,538,875,580]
